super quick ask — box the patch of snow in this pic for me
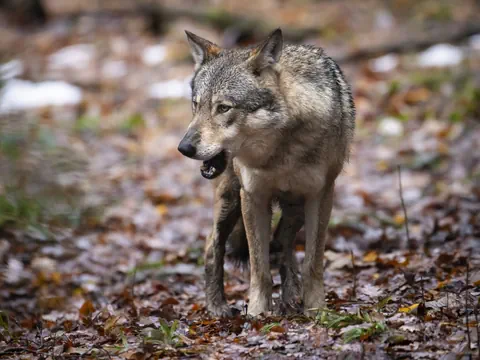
[369,53,398,73]
[102,60,127,79]
[31,256,57,274]
[340,323,372,335]
[49,44,95,71]
[358,283,383,300]
[142,44,167,66]
[0,239,10,261]
[399,324,420,333]
[404,188,422,202]
[4,258,26,284]
[110,37,130,56]
[149,78,191,99]
[469,34,480,50]
[0,59,23,80]
[159,263,203,276]
[378,117,404,136]
[42,311,66,322]
[0,79,83,113]
[418,44,464,67]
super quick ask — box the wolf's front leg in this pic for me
[302,182,334,317]
[205,181,241,317]
[240,188,272,316]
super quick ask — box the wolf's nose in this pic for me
[178,141,196,158]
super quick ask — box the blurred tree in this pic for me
[0,0,47,26]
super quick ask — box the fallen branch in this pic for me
[44,3,325,42]
[42,3,480,60]
[336,20,480,64]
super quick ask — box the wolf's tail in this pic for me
[225,219,250,266]
[225,218,285,268]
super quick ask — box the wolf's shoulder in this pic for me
[283,44,327,59]
[279,44,335,76]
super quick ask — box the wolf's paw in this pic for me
[207,302,238,318]
[280,292,302,315]
[279,300,302,315]
[280,268,302,314]
[247,296,272,317]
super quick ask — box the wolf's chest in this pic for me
[235,160,327,196]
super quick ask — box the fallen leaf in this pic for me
[79,300,95,318]
[162,297,179,306]
[363,251,378,263]
[270,325,286,333]
[156,204,169,215]
[404,87,431,105]
[399,303,419,313]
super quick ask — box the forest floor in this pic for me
[1,1,480,359]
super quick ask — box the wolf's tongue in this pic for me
[200,151,227,179]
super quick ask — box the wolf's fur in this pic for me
[179,29,355,317]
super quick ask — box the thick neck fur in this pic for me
[235,60,337,171]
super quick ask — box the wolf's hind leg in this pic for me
[302,181,334,318]
[205,178,241,317]
[273,200,304,313]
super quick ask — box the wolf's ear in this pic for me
[248,28,283,74]
[185,30,221,70]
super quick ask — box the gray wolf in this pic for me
[178,28,355,317]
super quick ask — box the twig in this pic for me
[465,261,472,353]
[350,249,357,300]
[96,346,113,360]
[36,322,44,348]
[130,261,137,299]
[50,329,58,359]
[397,165,414,249]
[473,301,480,360]
[420,273,426,343]
[0,347,38,356]
[474,300,480,360]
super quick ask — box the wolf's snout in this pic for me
[178,137,197,158]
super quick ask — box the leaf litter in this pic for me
[0,0,479,359]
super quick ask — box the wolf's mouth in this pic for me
[200,151,227,179]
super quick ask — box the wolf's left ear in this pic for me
[185,31,221,70]
[248,28,283,73]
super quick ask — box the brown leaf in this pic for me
[251,320,264,331]
[162,297,179,306]
[79,300,95,318]
[269,325,286,333]
[363,251,378,263]
[404,87,431,105]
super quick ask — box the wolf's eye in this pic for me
[217,104,232,114]
[192,100,198,110]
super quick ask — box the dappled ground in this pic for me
[1,0,480,358]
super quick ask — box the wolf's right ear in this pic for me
[185,31,221,70]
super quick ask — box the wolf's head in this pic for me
[178,29,287,179]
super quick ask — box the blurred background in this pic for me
[0,0,479,357]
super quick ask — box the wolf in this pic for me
[178,28,355,317]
